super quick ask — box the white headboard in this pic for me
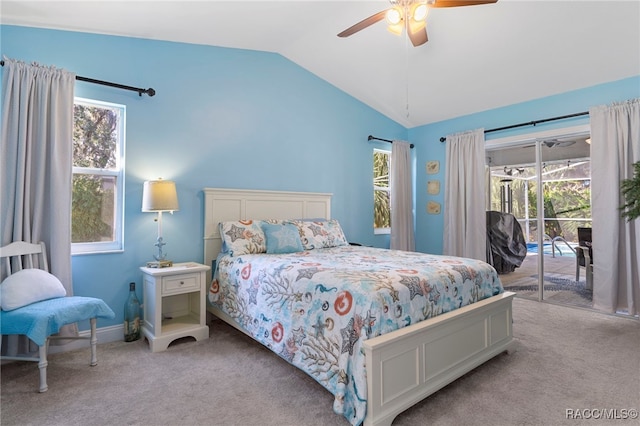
[203,188,332,281]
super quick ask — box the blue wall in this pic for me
[2,24,638,331]
[410,76,640,255]
[0,25,407,328]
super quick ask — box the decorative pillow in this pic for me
[287,219,348,250]
[219,220,266,256]
[260,219,285,225]
[1,269,67,311]
[261,222,304,254]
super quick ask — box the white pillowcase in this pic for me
[1,269,67,311]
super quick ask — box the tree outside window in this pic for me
[374,149,391,233]
[488,161,591,243]
[72,99,125,254]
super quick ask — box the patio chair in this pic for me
[0,241,115,392]
[575,227,593,290]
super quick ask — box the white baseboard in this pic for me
[47,324,125,355]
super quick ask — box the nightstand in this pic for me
[139,262,210,352]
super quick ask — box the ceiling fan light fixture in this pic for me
[387,22,404,36]
[409,19,426,35]
[408,19,426,34]
[386,7,403,25]
[411,3,429,22]
[386,7,404,35]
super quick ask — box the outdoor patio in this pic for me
[498,252,593,309]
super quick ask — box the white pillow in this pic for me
[1,269,67,311]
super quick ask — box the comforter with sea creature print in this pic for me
[208,245,503,425]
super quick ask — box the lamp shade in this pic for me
[142,180,179,212]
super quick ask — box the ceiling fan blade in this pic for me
[431,0,498,8]
[408,25,428,47]
[337,10,388,37]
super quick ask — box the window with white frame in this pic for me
[373,149,391,234]
[71,98,125,254]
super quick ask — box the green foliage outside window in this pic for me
[527,180,591,240]
[73,104,117,169]
[620,161,640,221]
[72,175,114,242]
[72,104,119,243]
[374,150,390,229]
[489,161,591,243]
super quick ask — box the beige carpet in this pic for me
[1,298,639,426]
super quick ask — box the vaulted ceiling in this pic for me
[2,0,639,128]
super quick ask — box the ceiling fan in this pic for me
[337,0,498,47]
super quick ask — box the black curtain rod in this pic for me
[368,135,414,148]
[438,111,589,143]
[0,60,155,97]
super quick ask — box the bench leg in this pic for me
[38,342,48,392]
[90,318,98,366]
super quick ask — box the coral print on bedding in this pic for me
[209,244,503,426]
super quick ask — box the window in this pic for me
[373,149,391,234]
[72,98,125,254]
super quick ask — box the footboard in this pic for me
[362,292,515,426]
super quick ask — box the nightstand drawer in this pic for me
[162,274,199,295]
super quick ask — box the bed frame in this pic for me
[203,188,514,426]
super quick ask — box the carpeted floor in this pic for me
[1,298,638,426]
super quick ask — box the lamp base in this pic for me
[146,260,173,268]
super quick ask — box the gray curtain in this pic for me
[443,129,486,261]
[390,140,415,251]
[1,58,76,352]
[589,98,640,315]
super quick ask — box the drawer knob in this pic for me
[180,281,184,285]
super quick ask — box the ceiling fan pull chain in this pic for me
[405,31,410,118]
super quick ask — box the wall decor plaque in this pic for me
[427,180,440,195]
[427,201,441,215]
[426,161,439,174]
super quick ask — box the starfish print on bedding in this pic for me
[308,223,328,236]
[451,265,476,283]
[340,317,360,356]
[225,224,246,242]
[291,326,306,346]
[297,267,321,281]
[312,316,327,339]
[363,310,376,338]
[399,275,424,300]
[246,279,259,305]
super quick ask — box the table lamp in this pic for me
[142,179,179,268]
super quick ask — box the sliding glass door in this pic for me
[486,135,592,308]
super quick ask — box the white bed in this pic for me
[203,187,514,426]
